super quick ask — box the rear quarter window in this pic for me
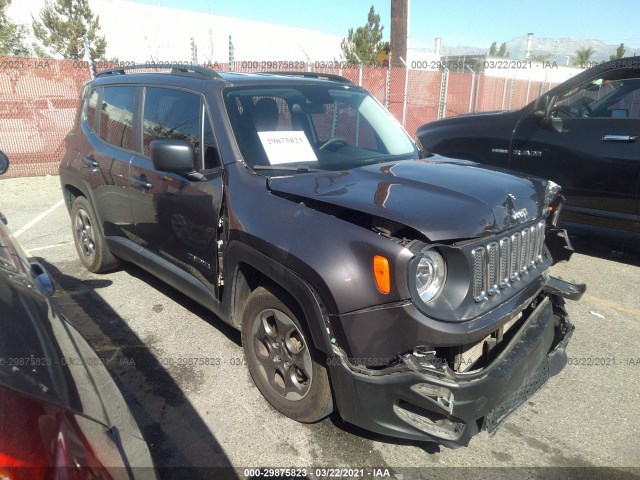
[85,88,99,130]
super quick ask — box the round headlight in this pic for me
[415,249,446,303]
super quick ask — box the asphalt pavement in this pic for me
[1,174,639,480]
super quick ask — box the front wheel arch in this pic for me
[241,282,334,422]
[224,242,336,356]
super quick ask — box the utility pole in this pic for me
[390,0,409,67]
[229,35,235,72]
[525,33,534,59]
[190,37,198,63]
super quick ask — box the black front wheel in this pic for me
[241,284,333,423]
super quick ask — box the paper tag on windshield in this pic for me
[257,131,318,165]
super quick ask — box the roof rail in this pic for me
[259,71,353,84]
[95,63,222,80]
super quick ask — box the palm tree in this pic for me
[573,47,595,66]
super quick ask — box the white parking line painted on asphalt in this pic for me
[585,294,640,317]
[27,241,73,252]
[14,199,64,238]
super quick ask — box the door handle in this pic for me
[129,176,153,189]
[82,155,99,169]
[602,134,638,143]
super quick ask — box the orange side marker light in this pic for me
[373,255,391,294]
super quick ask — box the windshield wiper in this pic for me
[359,154,417,166]
[253,165,324,173]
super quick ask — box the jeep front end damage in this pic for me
[327,289,578,446]
[325,215,584,446]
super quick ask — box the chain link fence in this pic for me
[0,56,557,178]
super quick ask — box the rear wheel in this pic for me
[71,196,119,273]
[241,284,333,423]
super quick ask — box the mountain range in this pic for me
[424,35,639,63]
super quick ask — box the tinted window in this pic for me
[99,86,136,149]
[143,87,201,156]
[554,71,640,118]
[604,78,640,117]
[86,88,99,130]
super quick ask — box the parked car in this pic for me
[0,151,156,478]
[59,66,584,447]
[416,57,640,233]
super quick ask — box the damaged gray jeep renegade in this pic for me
[59,65,585,447]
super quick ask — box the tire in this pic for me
[241,284,333,423]
[70,196,119,273]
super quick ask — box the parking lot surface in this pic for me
[1,174,639,480]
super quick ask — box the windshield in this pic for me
[223,84,418,172]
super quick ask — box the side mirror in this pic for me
[532,95,550,119]
[540,116,564,133]
[532,95,563,133]
[30,261,55,296]
[150,140,204,181]
[0,150,9,175]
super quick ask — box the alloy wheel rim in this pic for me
[75,208,96,260]
[251,307,312,400]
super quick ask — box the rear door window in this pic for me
[99,86,136,150]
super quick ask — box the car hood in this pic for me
[267,157,549,241]
[420,110,517,127]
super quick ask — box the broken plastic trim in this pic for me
[410,383,455,415]
[544,276,586,301]
[392,403,465,441]
[545,227,575,264]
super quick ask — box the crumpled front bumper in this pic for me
[328,294,574,447]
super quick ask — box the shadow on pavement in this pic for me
[39,259,239,480]
[125,264,242,347]
[561,221,640,267]
[328,414,442,454]
[112,264,444,459]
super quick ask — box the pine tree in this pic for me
[32,0,106,61]
[0,0,32,56]
[488,41,509,57]
[610,43,625,61]
[340,6,385,66]
[497,42,509,58]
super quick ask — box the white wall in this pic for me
[8,0,343,63]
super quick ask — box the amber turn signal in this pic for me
[373,255,391,294]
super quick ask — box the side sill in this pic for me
[106,236,226,323]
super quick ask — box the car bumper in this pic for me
[328,295,573,447]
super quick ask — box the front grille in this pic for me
[471,221,546,302]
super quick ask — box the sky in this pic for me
[127,0,640,50]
